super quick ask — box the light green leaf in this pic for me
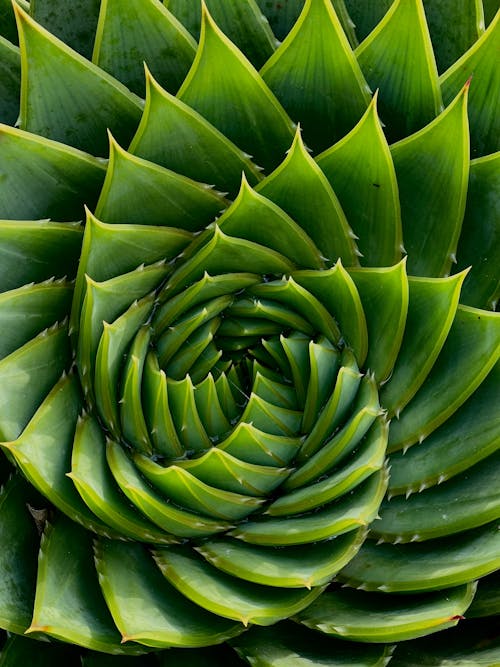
[390,85,470,277]
[198,529,367,589]
[218,421,302,467]
[316,94,403,267]
[388,305,500,452]
[296,583,476,643]
[153,545,323,626]
[0,280,73,360]
[256,129,358,266]
[70,413,176,545]
[339,520,500,592]
[95,539,244,648]
[177,3,295,172]
[440,10,499,157]
[229,469,387,546]
[260,0,370,153]
[0,124,106,221]
[356,0,442,142]
[387,362,500,495]
[16,3,143,155]
[93,0,196,96]
[166,375,212,454]
[129,70,262,197]
[0,323,71,442]
[374,450,500,542]
[348,261,408,383]
[380,272,467,417]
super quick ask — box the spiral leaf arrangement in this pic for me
[0,0,499,664]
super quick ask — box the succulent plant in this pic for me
[0,0,499,665]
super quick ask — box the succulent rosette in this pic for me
[0,0,499,664]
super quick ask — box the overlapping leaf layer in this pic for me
[0,0,498,665]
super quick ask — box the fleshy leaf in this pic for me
[15,3,143,155]
[260,0,371,153]
[93,0,196,96]
[455,152,500,310]
[153,545,323,626]
[355,0,442,142]
[387,305,500,452]
[166,0,277,69]
[316,94,403,267]
[129,70,262,197]
[95,539,243,648]
[390,84,470,277]
[28,516,139,654]
[177,3,295,172]
[440,11,500,157]
[0,124,106,221]
[256,129,358,266]
[296,583,476,643]
[0,36,20,125]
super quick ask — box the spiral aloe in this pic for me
[0,0,499,665]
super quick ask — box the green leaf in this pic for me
[440,10,500,157]
[16,3,143,155]
[129,70,262,197]
[254,0,303,41]
[387,305,500,453]
[391,84,470,277]
[2,374,114,536]
[348,261,408,383]
[0,634,79,667]
[256,129,358,266]
[296,583,476,643]
[339,520,500,592]
[422,0,485,73]
[231,621,393,667]
[95,539,244,648]
[343,0,392,42]
[0,323,71,441]
[0,280,73,360]
[153,545,324,626]
[134,457,264,522]
[293,264,368,366]
[0,124,106,221]
[177,3,295,172]
[387,362,500,496]
[166,375,212,454]
[355,0,442,142]
[467,571,500,618]
[379,272,466,417]
[218,420,302,467]
[374,450,500,542]
[0,0,21,44]
[198,529,367,589]
[0,36,20,125]
[163,226,294,298]
[166,0,277,70]
[106,440,230,538]
[175,447,291,497]
[316,94,403,267]
[0,476,40,634]
[30,0,101,59]
[260,0,370,153]
[28,515,139,653]
[455,152,500,310]
[268,418,387,516]
[0,220,82,293]
[69,413,176,545]
[94,297,155,439]
[95,135,225,230]
[93,0,196,97]
[229,469,387,546]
